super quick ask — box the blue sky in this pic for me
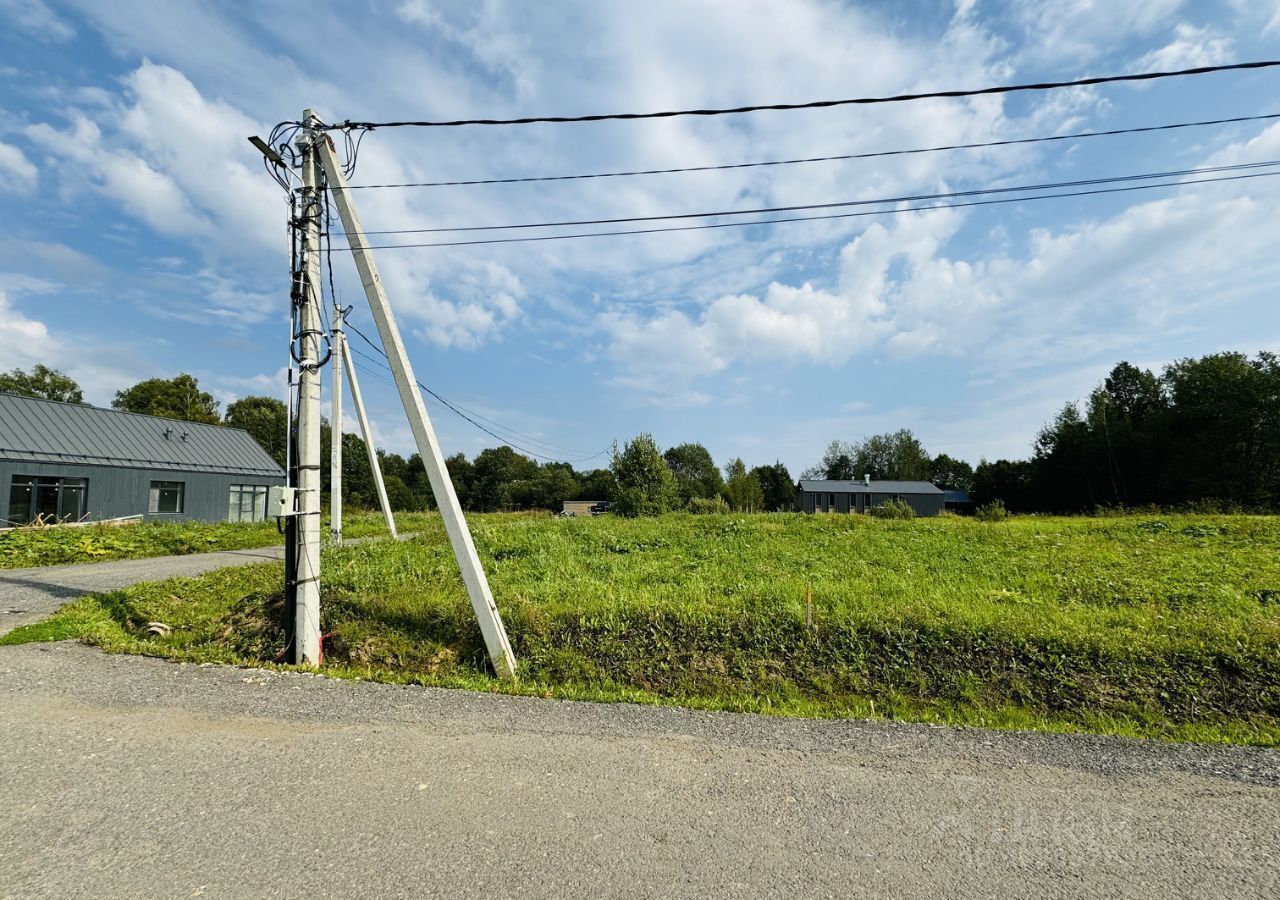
[2,0,1280,475]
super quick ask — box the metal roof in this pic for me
[799,479,943,494]
[943,489,973,503]
[0,392,284,477]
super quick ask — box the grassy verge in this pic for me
[0,509,436,569]
[4,512,1278,745]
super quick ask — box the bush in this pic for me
[868,498,915,519]
[975,499,1009,522]
[688,496,730,514]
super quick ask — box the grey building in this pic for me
[798,477,945,517]
[1,392,285,526]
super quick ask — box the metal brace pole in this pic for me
[316,135,517,679]
[340,331,399,539]
[331,297,343,545]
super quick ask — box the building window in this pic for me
[7,475,87,525]
[149,481,184,514]
[228,484,268,523]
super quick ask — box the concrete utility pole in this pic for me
[340,331,399,540]
[316,136,517,679]
[292,110,324,666]
[330,297,344,545]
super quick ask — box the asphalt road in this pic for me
[1,641,1276,899]
[0,545,288,637]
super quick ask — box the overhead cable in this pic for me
[333,111,1280,189]
[339,159,1280,237]
[314,60,1280,130]
[339,168,1280,250]
[344,320,611,463]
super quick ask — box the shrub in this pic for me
[868,498,915,519]
[975,499,1009,522]
[688,496,730,514]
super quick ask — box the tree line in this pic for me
[13,351,1272,515]
[972,352,1280,512]
[0,366,794,514]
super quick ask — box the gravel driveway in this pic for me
[0,545,286,636]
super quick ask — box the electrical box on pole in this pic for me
[316,135,517,679]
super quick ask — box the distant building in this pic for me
[561,499,606,517]
[942,489,975,514]
[798,476,945,517]
[0,392,285,526]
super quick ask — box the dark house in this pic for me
[0,392,285,526]
[798,476,945,517]
[943,489,975,514]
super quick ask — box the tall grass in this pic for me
[6,512,1279,744]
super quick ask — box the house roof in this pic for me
[0,392,284,477]
[799,479,943,495]
[943,489,973,503]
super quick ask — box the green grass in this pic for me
[0,508,434,569]
[5,512,1279,745]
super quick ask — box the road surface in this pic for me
[1,641,1276,899]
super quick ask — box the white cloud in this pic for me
[0,142,38,192]
[0,0,74,42]
[0,290,57,369]
[1008,0,1185,63]
[1137,23,1232,71]
[601,121,1280,395]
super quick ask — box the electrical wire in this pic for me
[342,160,1280,236]
[349,352,610,464]
[334,168,1280,250]
[343,318,611,460]
[308,60,1280,130]
[332,111,1280,189]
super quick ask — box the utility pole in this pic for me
[316,135,517,679]
[292,110,324,666]
[340,330,399,539]
[330,296,344,545]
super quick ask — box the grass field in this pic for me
[0,510,429,569]
[5,511,1278,745]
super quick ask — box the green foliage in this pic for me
[723,457,765,512]
[812,430,936,482]
[0,364,83,403]
[750,461,796,511]
[930,453,974,491]
[224,395,287,466]
[112,373,220,424]
[688,495,730,514]
[663,443,724,504]
[611,433,678,517]
[867,498,915,519]
[19,512,1280,745]
[0,520,280,568]
[974,500,1009,522]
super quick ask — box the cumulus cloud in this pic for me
[601,121,1280,394]
[1008,0,1185,63]
[1137,23,1232,71]
[0,143,38,192]
[0,290,57,368]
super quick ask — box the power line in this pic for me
[314,60,1280,130]
[333,111,1280,189]
[342,160,1280,237]
[335,167,1280,250]
[344,319,611,463]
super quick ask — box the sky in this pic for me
[2,0,1280,476]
